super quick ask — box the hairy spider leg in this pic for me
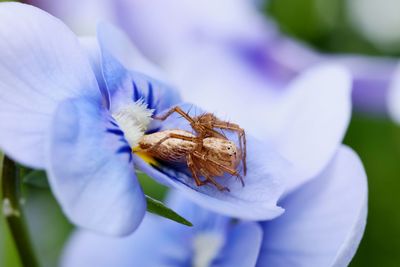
[198,167,230,192]
[200,124,227,140]
[187,153,208,187]
[153,106,196,124]
[189,153,228,191]
[192,151,244,187]
[154,106,227,142]
[154,106,204,151]
[211,122,247,176]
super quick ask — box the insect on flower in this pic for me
[135,106,247,191]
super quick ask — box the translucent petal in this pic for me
[257,146,367,267]
[0,3,99,168]
[47,98,145,236]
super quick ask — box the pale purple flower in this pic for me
[0,3,294,236]
[8,2,370,265]
[61,145,367,267]
[259,31,398,115]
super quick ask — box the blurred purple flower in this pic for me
[62,191,264,267]
[61,145,367,267]
[113,0,399,115]
[260,32,398,115]
[27,0,399,115]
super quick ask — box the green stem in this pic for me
[1,156,39,267]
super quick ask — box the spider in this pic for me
[153,106,247,175]
[137,129,243,191]
[135,106,246,191]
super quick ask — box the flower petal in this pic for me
[97,23,180,114]
[78,36,108,104]
[256,146,368,267]
[166,47,351,193]
[0,3,100,168]
[115,0,266,62]
[97,22,168,81]
[217,222,263,267]
[61,218,263,267]
[134,123,290,221]
[60,193,214,267]
[61,192,263,267]
[47,97,145,236]
[272,64,352,193]
[164,42,283,135]
[61,217,186,267]
[246,18,397,114]
[29,0,115,35]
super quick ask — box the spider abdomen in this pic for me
[138,129,240,170]
[138,129,196,162]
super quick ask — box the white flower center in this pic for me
[192,232,224,267]
[112,101,153,147]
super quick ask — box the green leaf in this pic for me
[145,195,193,227]
[137,171,168,200]
[23,170,49,189]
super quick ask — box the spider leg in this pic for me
[198,167,230,192]
[187,153,207,187]
[192,151,244,187]
[204,126,227,140]
[211,122,247,176]
[143,133,199,153]
[153,106,196,124]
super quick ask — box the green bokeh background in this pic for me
[1,0,400,266]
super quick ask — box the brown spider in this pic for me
[135,106,246,191]
[137,129,243,191]
[154,106,247,175]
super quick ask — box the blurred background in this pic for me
[1,0,400,266]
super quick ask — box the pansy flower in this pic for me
[0,3,293,236]
[61,145,367,267]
